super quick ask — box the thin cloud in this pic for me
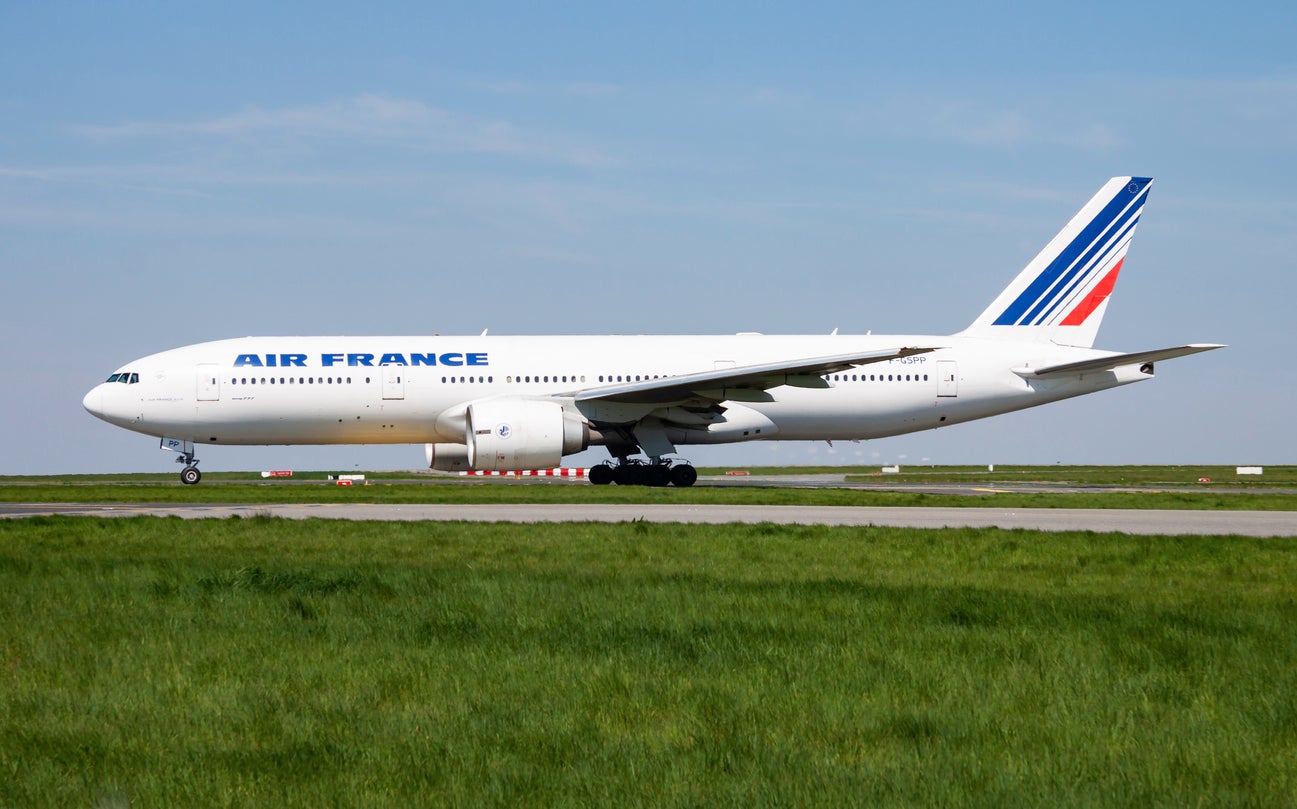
[71,95,617,167]
[854,96,1125,151]
[934,104,1122,150]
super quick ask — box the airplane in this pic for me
[83,176,1223,486]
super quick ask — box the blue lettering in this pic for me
[240,350,487,368]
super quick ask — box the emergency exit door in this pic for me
[196,364,220,401]
[381,365,405,400]
[936,360,958,397]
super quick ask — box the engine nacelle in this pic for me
[467,399,588,471]
[425,442,472,472]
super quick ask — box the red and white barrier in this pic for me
[460,468,588,478]
[261,470,293,478]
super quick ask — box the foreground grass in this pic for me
[2,517,1295,807]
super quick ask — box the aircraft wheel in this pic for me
[670,464,698,488]
[180,466,202,485]
[588,465,614,485]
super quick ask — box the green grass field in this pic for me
[3,516,1295,807]
[2,465,1296,510]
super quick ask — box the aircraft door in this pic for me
[197,364,220,401]
[936,360,958,397]
[381,364,405,400]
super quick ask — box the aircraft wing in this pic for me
[1017,344,1226,379]
[572,346,942,404]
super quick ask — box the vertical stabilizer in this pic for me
[959,176,1152,347]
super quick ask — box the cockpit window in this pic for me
[106,372,140,384]
[130,373,139,384]
[107,373,121,383]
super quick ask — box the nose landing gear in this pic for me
[162,437,202,485]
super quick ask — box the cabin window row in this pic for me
[229,376,365,385]
[828,373,930,382]
[597,374,671,383]
[501,375,588,384]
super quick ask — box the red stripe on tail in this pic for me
[1060,259,1123,326]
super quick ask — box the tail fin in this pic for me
[960,176,1152,347]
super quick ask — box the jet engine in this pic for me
[427,399,589,472]
[425,441,471,472]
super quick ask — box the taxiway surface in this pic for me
[4,502,1295,536]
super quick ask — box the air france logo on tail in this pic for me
[992,177,1151,328]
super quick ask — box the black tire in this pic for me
[588,464,613,485]
[670,464,697,488]
[180,466,202,485]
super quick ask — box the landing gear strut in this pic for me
[589,458,697,487]
[162,437,202,485]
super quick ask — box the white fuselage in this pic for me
[82,333,1142,450]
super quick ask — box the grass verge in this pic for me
[2,517,1295,806]
[2,479,1294,510]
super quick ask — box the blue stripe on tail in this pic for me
[992,177,1151,326]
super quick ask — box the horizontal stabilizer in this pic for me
[1016,344,1226,378]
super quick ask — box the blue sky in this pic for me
[2,2,1293,474]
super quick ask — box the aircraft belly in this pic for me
[143,396,441,445]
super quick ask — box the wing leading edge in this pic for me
[571,346,943,405]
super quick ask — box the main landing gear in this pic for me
[588,459,697,487]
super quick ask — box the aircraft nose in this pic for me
[83,386,104,419]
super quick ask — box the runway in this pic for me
[5,502,1295,536]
